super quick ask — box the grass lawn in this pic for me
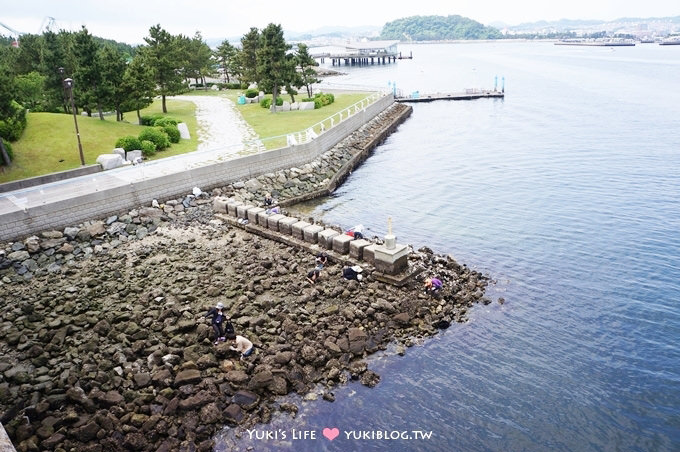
[0,100,198,184]
[219,89,372,150]
[0,89,377,183]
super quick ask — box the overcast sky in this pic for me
[2,0,678,44]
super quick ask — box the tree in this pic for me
[215,39,237,83]
[185,32,214,87]
[73,26,104,119]
[97,44,127,121]
[41,30,72,113]
[238,27,260,87]
[14,71,46,111]
[295,43,320,98]
[140,24,188,113]
[0,66,16,166]
[257,24,291,112]
[120,56,155,123]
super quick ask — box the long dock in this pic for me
[395,90,504,103]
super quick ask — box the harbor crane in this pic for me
[0,21,22,47]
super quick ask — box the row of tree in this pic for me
[0,22,320,127]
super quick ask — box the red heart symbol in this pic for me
[322,427,340,441]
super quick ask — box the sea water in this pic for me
[217,42,680,452]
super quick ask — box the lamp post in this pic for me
[58,67,85,166]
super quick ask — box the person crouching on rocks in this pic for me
[424,277,443,297]
[307,263,323,284]
[205,302,230,345]
[342,265,364,282]
[229,334,254,361]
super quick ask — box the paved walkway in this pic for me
[0,96,261,218]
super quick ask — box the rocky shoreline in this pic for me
[0,103,490,452]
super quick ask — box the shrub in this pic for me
[114,135,142,152]
[0,101,28,141]
[162,124,180,143]
[223,82,243,89]
[154,117,179,127]
[138,127,170,151]
[314,92,335,106]
[313,98,322,109]
[260,97,284,109]
[140,140,156,157]
[245,89,259,98]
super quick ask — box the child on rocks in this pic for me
[205,302,232,345]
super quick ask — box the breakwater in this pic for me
[0,101,490,451]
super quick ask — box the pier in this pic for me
[312,40,400,66]
[395,89,504,103]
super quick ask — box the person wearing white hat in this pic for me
[342,265,364,281]
[205,302,230,345]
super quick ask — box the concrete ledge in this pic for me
[247,206,265,223]
[332,234,353,254]
[278,216,298,235]
[291,221,311,240]
[350,238,372,260]
[303,224,324,243]
[236,204,254,219]
[363,244,378,264]
[213,196,229,214]
[256,210,270,226]
[0,164,101,194]
[267,214,286,231]
[227,200,243,216]
[318,229,340,249]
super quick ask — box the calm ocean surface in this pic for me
[218,42,680,451]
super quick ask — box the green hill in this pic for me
[381,15,503,41]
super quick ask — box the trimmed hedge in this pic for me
[162,124,180,143]
[138,127,170,150]
[154,117,179,127]
[115,136,142,152]
[259,97,284,109]
[140,140,156,157]
[245,89,259,99]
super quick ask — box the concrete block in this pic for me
[299,101,315,111]
[303,224,324,243]
[318,229,340,249]
[332,234,353,254]
[212,196,230,214]
[112,148,126,158]
[236,204,254,219]
[291,221,311,240]
[373,243,409,275]
[363,244,378,264]
[178,122,191,139]
[350,239,372,260]
[96,154,124,170]
[267,214,286,231]
[227,200,243,216]
[256,210,270,226]
[247,206,265,223]
[282,101,291,111]
[278,216,298,235]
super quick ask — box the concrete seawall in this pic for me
[0,95,395,242]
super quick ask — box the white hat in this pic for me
[216,302,224,309]
[357,274,363,281]
[351,265,363,273]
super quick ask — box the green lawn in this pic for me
[0,90,377,183]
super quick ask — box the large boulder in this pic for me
[96,154,124,170]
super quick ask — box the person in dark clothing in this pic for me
[205,302,230,345]
[342,265,364,281]
[307,264,323,284]
[316,252,328,266]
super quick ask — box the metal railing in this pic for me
[286,92,386,147]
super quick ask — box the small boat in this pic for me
[659,37,680,46]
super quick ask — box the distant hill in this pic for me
[380,15,502,41]
[505,15,680,32]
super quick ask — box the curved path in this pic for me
[174,95,262,157]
